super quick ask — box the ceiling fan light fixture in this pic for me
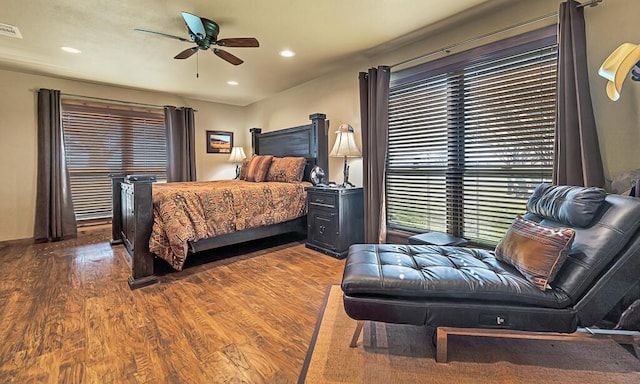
[227,80,239,86]
[279,49,295,58]
[61,46,81,54]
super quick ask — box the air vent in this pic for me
[0,22,22,39]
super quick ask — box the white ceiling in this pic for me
[0,0,492,106]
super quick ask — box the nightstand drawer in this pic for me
[308,192,337,209]
[308,209,338,251]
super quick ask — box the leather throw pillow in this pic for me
[495,216,575,290]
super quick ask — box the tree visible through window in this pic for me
[62,100,166,221]
[386,26,557,246]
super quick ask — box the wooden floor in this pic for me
[0,228,345,383]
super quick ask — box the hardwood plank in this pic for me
[0,229,343,382]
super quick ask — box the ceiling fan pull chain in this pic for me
[197,51,199,78]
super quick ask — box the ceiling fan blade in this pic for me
[181,11,206,39]
[134,28,191,42]
[174,47,199,59]
[213,48,243,65]
[216,38,260,48]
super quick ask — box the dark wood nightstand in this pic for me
[305,186,364,259]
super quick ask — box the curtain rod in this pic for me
[60,92,198,112]
[61,92,167,110]
[390,0,602,69]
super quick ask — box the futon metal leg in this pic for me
[436,328,449,363]
[350,320,365,347]
[434,326,640,364]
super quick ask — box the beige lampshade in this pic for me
[330,124,361,158]
[228,147,247,163]
[598,42,640,101]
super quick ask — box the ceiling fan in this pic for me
[135,12,259,65]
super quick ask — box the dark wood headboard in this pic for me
[250,113,328,182]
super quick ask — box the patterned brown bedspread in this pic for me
[149,180,310,270]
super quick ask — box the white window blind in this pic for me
[62,101,166,221]
[387,27,556,247]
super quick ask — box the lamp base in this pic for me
[234,164,241,180]
[341,156,355,188]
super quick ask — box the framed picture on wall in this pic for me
[206,130,233,154]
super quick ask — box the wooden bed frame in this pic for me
[110,113,328,289]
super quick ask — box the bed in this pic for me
[110,113,328,289]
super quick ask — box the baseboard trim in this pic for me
[0,237,34,247]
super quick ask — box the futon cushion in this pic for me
[244,155,273,182]
[266,157,306,183]
[495,216,575,290]
[341,244,571,308]
[526,183,606,227]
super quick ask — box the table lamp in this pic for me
[330,123,361,187]
[228,146,247,179]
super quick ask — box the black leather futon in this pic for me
[341,184,640,334]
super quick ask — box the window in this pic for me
[387,26,557,247]
[62,100,166,221]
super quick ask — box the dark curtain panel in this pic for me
[553,0,605,187]
[34,89,77,242]
[165,106,196,182]
[359,66,390,243]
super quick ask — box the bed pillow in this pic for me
[245,155,273,182]
[239,157,251,180]
[495,216,575,290]
[266,157,307,183]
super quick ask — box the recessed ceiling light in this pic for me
[279,50,295,58]
[61,46,81,54]
[227,80,239,86]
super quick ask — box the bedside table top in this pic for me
[306,185,363,193]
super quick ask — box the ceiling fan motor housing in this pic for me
[188,18,220,50]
